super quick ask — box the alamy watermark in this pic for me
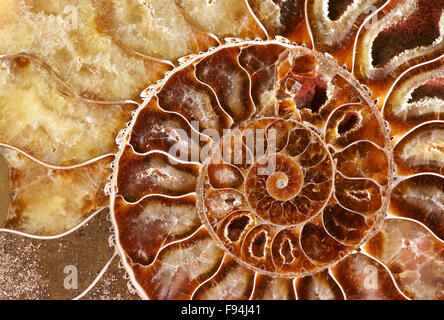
[363,265,378,290]
[167,121,277,175]
[63,265,78,290]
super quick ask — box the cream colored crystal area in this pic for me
[0,155,9,227]
[247,0,297,36]
[0,0,169,101]
[0,56,135,166]
[176,0,266,39]
[94,0,222,61]
[387,69,444,123]
[1,148,112,236]
[308,0,385,49]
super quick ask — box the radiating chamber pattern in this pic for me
[0,0,443,300]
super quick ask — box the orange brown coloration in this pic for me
[192,255,256,300]
[129,97,210,156]
[307,0,388,67]
[0,0,436,300]
[157,66,232,134]
[246,0,305,39]
[195,47,256,124]
[354,0,444,100]
[117,146,200,203]
[114,195,201,266]
[114,40,392,298]
[132,227,224,300]
[331,253,407,300]
[295,270,344,300]
[383,57,444,135]
[250,274,296,300]
[238,44,288,116]
[364,219,444,300]
[390,175,444,240]
[393,122,444,175]
[114,39,395,298]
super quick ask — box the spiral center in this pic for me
[262,159,304,202]
[276,176,288,189]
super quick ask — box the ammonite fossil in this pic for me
[0,0,443,300]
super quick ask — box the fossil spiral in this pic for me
[113,37,440,300]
